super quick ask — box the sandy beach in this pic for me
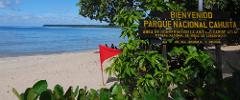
[0,50,111,100]
[0,46,239,100]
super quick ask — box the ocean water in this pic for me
[0,26,124,57]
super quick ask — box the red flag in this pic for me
[99,45,122,69]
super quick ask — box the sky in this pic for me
[0,0,106,26]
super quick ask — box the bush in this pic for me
[13,80,128,100]
[106,45,220,99]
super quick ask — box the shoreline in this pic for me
[0,48,99,59]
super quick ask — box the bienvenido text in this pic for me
[143,20,237,29]
[170,12,213,19]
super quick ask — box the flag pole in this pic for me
[101,64,105,86]
[99,45,122,86]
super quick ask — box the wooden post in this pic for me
[215,44,223,80]
[162,45,167,59]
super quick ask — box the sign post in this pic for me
[162,44,167,59]
[215,45,223,80]
[198,0,203,11]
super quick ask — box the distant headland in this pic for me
[43,24,119,28]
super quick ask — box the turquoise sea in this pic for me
[0,26,124,57]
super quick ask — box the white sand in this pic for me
[0,50,111,100]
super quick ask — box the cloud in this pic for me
[0,0,19,9]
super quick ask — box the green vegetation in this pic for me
[77,0,240,99]
[12,80,127,100]
[13,69,240,100]
[13,0,240,100]
[106,45,220,99]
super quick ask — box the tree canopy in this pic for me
[77,0,240,99]
[78,0,240,25]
